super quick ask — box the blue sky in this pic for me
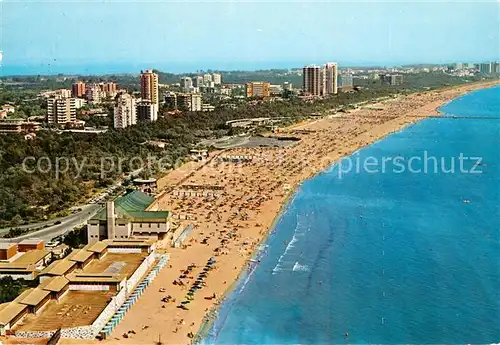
[1,0,499,73]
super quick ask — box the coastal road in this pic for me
[0,167,143,242]
[0,204,103,242]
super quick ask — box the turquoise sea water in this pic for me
[203,86,500,344]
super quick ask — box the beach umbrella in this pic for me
[181,301,189,304]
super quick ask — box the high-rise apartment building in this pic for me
[178,93,202,111]
[479,63,492,74]
[303,65,322,96]
[303,63,339,96]
[140,69,159,105]
[492,62,500,74]
[245,82,271,98]
[47,97,76,124]
[164,92,177,110]
[181,77,193,92]
[339,74,354,90]
[99,82,117,98]
[72,81,86,98]
[85,84,103,104]
[212,73,222,85]
[114,93,137,129]
[203,74,213,84]
[136,101,159,122]
[323,63,338,95]
[193,76,204,88]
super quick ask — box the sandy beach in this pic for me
[44,80,496,345]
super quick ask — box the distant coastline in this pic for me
[0,61,467,77]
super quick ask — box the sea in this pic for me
[202,86,500,344]
[0,61,305,76]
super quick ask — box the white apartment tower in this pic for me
[47,97,76,124]
[203,73,213,84]
[193,76,204,88]
[181,76,193,92]
[212,73,222,85]
[114,93,137,129]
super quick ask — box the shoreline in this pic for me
[194,185,301,343]
[41,80,498,345]
[190,81,500,344]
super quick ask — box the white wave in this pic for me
[272,212,311,275]
[292,261,310,272]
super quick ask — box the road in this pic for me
[0,167,143,242]
[0,204,103,242]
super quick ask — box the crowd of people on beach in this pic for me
[106,83,495,345]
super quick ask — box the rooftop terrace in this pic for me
[15,291,115,331]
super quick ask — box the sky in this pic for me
[1,0,499,74]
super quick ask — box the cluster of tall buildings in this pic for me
[180,73,222,93]
[114,69,159,129]
[452,62,500,74]
[303,63,338,96]
[164,92,208,112]
[478,62,500,74]
[379,74,404,86]
[72,81,117,104]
